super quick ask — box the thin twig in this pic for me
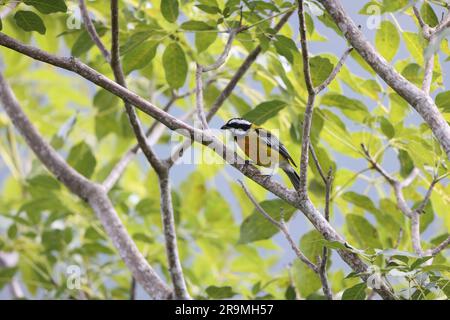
[319,167,334,300]
[110,0,165,173]
[309,143,327,184]
[196,29,238,129]
[238,180,318,272]
[430,235,450,256]
[0,20,395,299]
[297,0,314,95]
[79,0,111,62]
[159,171,190,299]
[166,10,295,167]
[296,0,351,194]
[202,29,237,73]
[316,47,353,93]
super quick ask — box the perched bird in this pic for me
[221,118,300,190]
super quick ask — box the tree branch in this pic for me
[238,180,318,272]
[110,0,189,299]
[195,64,208,129]
[158,170,190,299]
[361,144,436,256]
[78,0,111,62]
[318,0,450,159]
[316,47,353,93]
[319,168,334,300]
[0,72,172,299]
[0,30,395,299]
[102,89,200,191]
[430,235,450,256]
[166,10,295,167]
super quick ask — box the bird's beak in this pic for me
[220,124,229,130]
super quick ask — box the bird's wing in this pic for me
[255,128,297,167]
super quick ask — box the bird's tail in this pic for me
[282,166,300,190]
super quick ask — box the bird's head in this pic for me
[220,118,252,136]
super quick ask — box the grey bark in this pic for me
[0,73,172,299]
[318,0,450,159]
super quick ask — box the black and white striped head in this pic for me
[220,118,252,136]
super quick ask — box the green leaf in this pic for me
[398,149,414,178]
[314,239,348,250]
[162,43,188,89]
[422,265,450,273]
[321,94,369,122]
[7,224,17,239]
[123,41,158,74]
[0,267,18,290]
[375,21,399,62]
[14,10,46,34]
[342,283,367,300]
[273,35,298,64]
[379,117,395,139]
[381,0,408,12]
[238,199,296,244]
[195,32,217,53]
[132,233,154,244]
[292,230,323,297]
[180,20,214,31]
[24,0,67,14]
[205,286,237,299]
[67,141,97,178]
[285,285,297,300]
[403,32,426,65]
[310,56,334,87]
[420,3,439,27]
[242,100,287,125]
[346,214,381,249]
[401,63,423,86]
[71,27,107,57]
[196,4,221,14]
[436,91,450,112]
[161,0,179,23]
[0,18,2,31]
[343,192,379,214]
[27,174,60,191]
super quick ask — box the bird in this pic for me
[220,118,300,190]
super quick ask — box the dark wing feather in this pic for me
[255,128,297,167]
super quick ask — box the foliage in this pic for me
[0,0,448,300]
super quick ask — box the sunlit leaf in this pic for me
[162,42,188,89]
[161,0,179,23]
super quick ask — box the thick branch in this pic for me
[110,0,188,298]
[318,0,450,159]
[0,31,395,299]
[0,73,172,299]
